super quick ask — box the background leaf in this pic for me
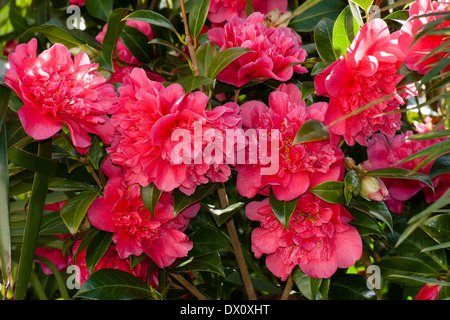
[60,190,100,234]
[314,18,338,62]
[269,189,300,229]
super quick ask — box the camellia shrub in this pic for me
[0,0,449,302]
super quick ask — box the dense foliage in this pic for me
[0,0,449,301]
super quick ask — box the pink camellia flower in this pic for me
[69,0,85,6]
[366,120,450,213]
[208,0,288,25]
[107,67,241,195]
[87,176,200,268]
[69,240,157,286]
[235,83,344,201]
[4,38,117,154]
[246,193,362,279]
[207,12,308,87]
[96,20,165,84]
[359,176,389,202]
[414,284,442,300]
[315,19,407,147]
[398,0,450,74]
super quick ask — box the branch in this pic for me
[171,273,208,300]
[179,0,201,77]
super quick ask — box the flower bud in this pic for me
[360,176,389,201]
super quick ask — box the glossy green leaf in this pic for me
[140,182,162,217]
[188,0,210,46]
[94,8,129,71]
[309,181,345,205]
[421,213,450,244]
[85,0,113,21]
[86,231,113,274]
[207,47,252,80]
[293,267,329,300]
[188,228,232,256]
[269,189,300,229]
[348,197,393,232]
[175,252,225,277]
[351,0,373,13]
[74,268,157,300]
[124,10,180,38]
[292,119,330,146]
[175,75,215,93]
[290,0,346,32]
[0,85,11,294]
[363,168,434,191]
[60,190,100,234]
[205,202,245,227]
[332,6,360,57]
[173,182,219,216]
[196,40,217,77]
[347,207,386,238]
[314,18,338,62]
[15,139,52,300]
[429,153,450,179]
[376,256,441,286]
[328,274,376,300]
[120,24,154,64]
[344,170,361,204]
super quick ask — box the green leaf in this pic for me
[348,197,393,232]
[328,274,376,300]
[0,85,11,293]
[120,24,154,64]
[94,8,129,72]
[293,267,329,300]
[290,0,346,32]
[34,255,71,300]
[429,153,450,179]
[15,139,52,300]
[85,231,113,275]
[269,189,300,229]
[347,207,386,238]
[74,268,157,300]
[421,213,450,244]
[188,228,232,257]
[196,40,217,77]
[85,0,112,21]
[207,47,252,80]
[405,129,450,141]
[188,0,210,46]
[173,182,219,216]
[363,168,434,191]
[344,170,361,204]
[292,119,330,146]
[176,252,225,277]
[140,183,162,217]
[314,18,338,63]
[309,181,345,205]
[123,10,181,39]
[60,190,100,234]
[175,75,215,93]
[376,256,441,286]
[204,202,245,227]
[332,6,360,57]
[351,0,374,13]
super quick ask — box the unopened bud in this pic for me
[360,176,389,201]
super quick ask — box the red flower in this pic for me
[398,0,450,74]
[4,38,117,153]
[235,83,344,201]
[315,19,407,146]
[246,193,362,279]
[87,176,200,268]
[207,12,307,87]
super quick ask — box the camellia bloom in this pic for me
[207,0,288,25]
[107,67,241,195]
[398,0,450,74]
[414,284,442,300]
[69,240,157,286]
[207,12,308,87]
[315,19,407,146]
[4,38,117,154]
[359,176,389,202]
[235,83,345,201]
[87,176,200,268]
[246,193,362,279]
[366,120,450,213]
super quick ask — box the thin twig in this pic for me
[171,273,208,300]
[179,0,201,77]
[281,275,294,300]
[218,183,257,300]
